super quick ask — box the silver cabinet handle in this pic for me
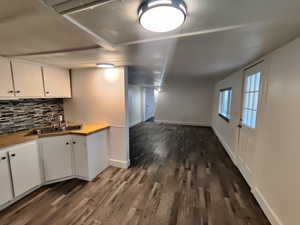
[8,90,14,94]
[46,91,50,94]
[15,90,20,93]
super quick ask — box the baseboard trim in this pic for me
[110,159,130,168]
[252,187,284,225]
[212,126,284,225]
[129,120,145,128]
[212,126,236,164]
[155,120,210,127]
[0,185,41,211]
[129,121,143,128]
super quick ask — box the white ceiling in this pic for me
[2,0,300,86]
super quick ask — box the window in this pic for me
[218,88,232,121]
[242,72,261,128]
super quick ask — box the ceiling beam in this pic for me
[3,46,100,57]
[121,24,247,46]
[6,24,250,57]
[63,14,116,51]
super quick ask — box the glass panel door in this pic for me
[242,72,261,129]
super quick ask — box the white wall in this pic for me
[64,67,130,168]
[155,77,215,126]
[128,85,143,127]
[212,71,243,159]
[212,37,300,225]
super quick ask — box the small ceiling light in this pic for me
[138,0,187,33]
[96,63,114,68]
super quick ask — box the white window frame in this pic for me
[218,88,232,121]
[242,72,261,129]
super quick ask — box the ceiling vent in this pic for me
[43,0,116,15]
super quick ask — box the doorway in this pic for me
[143,87,156,121]
[237,62,264,185]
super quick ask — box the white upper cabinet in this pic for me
[0,59,14,98]
[0,60,71,99]
[11,60,44,98]
[43,66,71,98]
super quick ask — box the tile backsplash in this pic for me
[0,99,64,135]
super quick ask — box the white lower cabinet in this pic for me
[0,151,13,205]
[73,131,109,181]
[0,131,109,210]
[85,131,109,180]
[0,140,41,206]
[8,142,42,197]
[40,135,73,182]
[40,131,109,182]
[72,135,88,178]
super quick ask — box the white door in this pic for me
[237,63,263,185]
[0,59,15,98]
[41,136,73,182]
[72,136,88,179]
[9,141,41,197]
[12,60,44,98]
[0,151,13,205]
[144,87,155,121]
[43,66,71,98]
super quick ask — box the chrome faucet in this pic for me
[58,115,64,128]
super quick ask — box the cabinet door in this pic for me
[86,131,109,180]
[41,136,73,182]
[72,136,88,178]
[9,141,41,197]
[12,61,44,97]
[0,151,13,205]
[0,59,15,98]
[43,66,71,98]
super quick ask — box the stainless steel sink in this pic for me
[25,125,82,136]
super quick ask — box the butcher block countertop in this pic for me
[0,123,110,149]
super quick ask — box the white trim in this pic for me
[110,159,130,168]
[109,124,128,128]
[252,187,284,225]
[213,126,284,225]
[212,126,236,164]
[129,121,142,128]
[155,120,210,127]
[0,185,41,211]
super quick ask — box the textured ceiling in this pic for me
[1,0,300,86]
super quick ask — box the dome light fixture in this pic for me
[96,63,115,68]
[138,0,187,33]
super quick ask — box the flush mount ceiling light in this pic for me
[96,63,115,68]
[138,0,187,33]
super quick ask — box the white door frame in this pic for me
[236,60,265,186]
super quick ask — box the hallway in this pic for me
[130,122,271,225]
[0,122,270,225]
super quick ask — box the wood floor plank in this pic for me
[0,122,271,225]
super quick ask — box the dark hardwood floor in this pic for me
[0,122,271,225]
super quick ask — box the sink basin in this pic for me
[25,125,82,136]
